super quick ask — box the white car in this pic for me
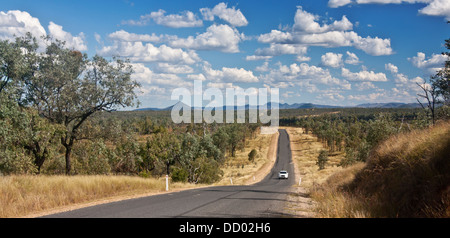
[278,170,288,179]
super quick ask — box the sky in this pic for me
[1,0,449,109]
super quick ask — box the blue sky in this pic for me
[1,0,449,108]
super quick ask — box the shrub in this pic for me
[248,149,258,162]
[316,149,329,170]
[171,167,188,182]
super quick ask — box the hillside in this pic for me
[311,121,450,218]
[350,121,450,217]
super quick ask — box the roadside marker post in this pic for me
[299,177,302,186]
[166,175,169,191]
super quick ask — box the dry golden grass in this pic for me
[215,131,278,185]
[349,121,450,217]
[0,175,203,218]
[282,127,347,217]
[308,121,450,218]
[308,163,367,218]
[283,127,345,189]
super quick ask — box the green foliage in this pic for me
[110,136,142,175]
[248,149,258,162]
[0,94,62,174]
[72,139,111,175]
[170,167,189,182]
[316,149,329,170]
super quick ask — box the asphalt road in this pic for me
[43,129,295,218]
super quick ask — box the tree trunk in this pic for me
[166,161,170,176]
[65,145,72,175]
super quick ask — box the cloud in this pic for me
[342,67,388,81]
[356,0,428,4]
[0,10,46,43]
[48,21,87,51]
[94,33,102,44]
[261,62,350,90]
[131,63,192,88]
[245,55,272,61]
[353,35,393,56]
[98,41,200,64]
[108,30,163,42]
[123,9,203,28]
[293,7,353,33]
[255,43,308,57]
[203,63,258,83]
[255,7,393,56]
[329,0,450,21]
[258,30,293,44]
[385,63,399,74]
[187,73,206,81]
[154,63,194,74]
[344,51,361,65]
[169,24,245,53]
[255,62,270,72]
[319,91,346,101]
[328,0,353,8]
[355,81,377,91]
[0,11,88,51]
[0,11,25,28]
[296,55,312,62]
[408,52,447,73]
[419,0,450,20]
[321,52,343,68]
[200,2,248,27]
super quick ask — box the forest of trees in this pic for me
[0,33,260,183]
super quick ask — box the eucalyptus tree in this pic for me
[24,38,140,174]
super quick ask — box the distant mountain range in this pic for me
[354,102,422,108]
[134,102,422,111]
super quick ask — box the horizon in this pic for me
[132,100,422,111]
[1,0,448,109]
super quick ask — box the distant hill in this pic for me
[135,102,341,111]
[135,102,421,111]
[355,102,422,108]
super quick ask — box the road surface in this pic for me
[43,129,295,218]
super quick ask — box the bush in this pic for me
[171,167,188,182]
[316,149,329,170]
[248,149,258,162]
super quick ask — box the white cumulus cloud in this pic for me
[98,41,200,65]
[255,7,393,56]
[0,10,46,44]
[169,24,245,53]
[203,63,258,83]
[200,2,248,27]
[48,21,87,51]
[321,52,344,68]
[408,52,447,73]
[342,67,388,81]
[123,9,203,28]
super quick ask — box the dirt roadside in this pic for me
[282,127,316,218]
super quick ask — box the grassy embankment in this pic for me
[0,130,277,218]
[309,121,450,218]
